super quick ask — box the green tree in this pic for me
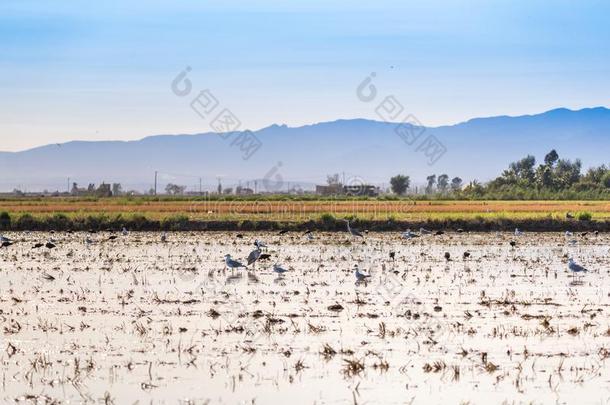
[437,174,449,192]
[390,174,410,195]
[450,177,463,191]
[425,175,436,194]
[602,171,610,189]
[535,165,554,188]
[554,159,582,189]
[509,155,536,184]
[544,149,559,167]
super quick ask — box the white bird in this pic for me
[354,264,371,281]
[254,239,267,250]
[0,235,12,243]
[419,227,432,235]
[273,263,288,275]
[122,227,129,236]
[402,229,419,239]
[565,231,573,237]
[568,258,588,281]
[343,219,364,238]
[514,228,524,236]
[225,254,246,271]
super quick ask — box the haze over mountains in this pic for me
[1,107,609,193]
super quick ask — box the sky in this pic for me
[1,0,609,152]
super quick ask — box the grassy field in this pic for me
[0,197,609,223]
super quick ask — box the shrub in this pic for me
[577,211,592,221]
[16,213,37,230]
[46,213,71,230]
[0,211,10,230]
[162,214,190,231]
[319,213,335,230]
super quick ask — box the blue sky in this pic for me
[1,0,609,151]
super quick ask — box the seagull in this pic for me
[568,258,588,281]
[247,247,262,267]
[565,231,573,237]
[0,235,12,244]
[1,240,13,248]
[273,264,288,275]
[303,229,314,240]
[161,232,167,243]
[85,237,96,245]
[419,227,433,235]
[402,229,419,239]
[254,239,267,250]
[354,264,371,281]
[343,219,364,238]
[514,228,524,236]
[463,251,471,260]
[122,227,129,236]
[225,254,247,272]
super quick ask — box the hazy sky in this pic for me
[1,0,609,151]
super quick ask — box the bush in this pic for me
[16,213,37,230]
[162,214,190,231]
[577,211,592,221]
[319,213,335,230]
[0,211,10,230]
[46,213,71,230]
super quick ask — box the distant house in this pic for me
[343,184,379,197]
[96,183,112,197]
[315,183,379,196]
[71,182,113,197]
[236,186,254,195]
[315,184,344,196]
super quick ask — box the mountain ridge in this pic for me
[1,107,608,192]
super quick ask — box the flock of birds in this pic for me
[221,222,593,282]
[0,220,595,282]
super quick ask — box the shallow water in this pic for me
[1,231,610,404]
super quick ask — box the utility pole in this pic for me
[67,177,70,194]
[154,171,158,195]
[199,178,202,195]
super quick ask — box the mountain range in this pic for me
[1,107,609,193]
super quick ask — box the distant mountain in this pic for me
[1,107,609,192]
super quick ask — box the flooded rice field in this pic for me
[1,231,610,404]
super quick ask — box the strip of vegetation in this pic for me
[0,211,607,232]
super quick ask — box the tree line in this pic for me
[390,149,610,199]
